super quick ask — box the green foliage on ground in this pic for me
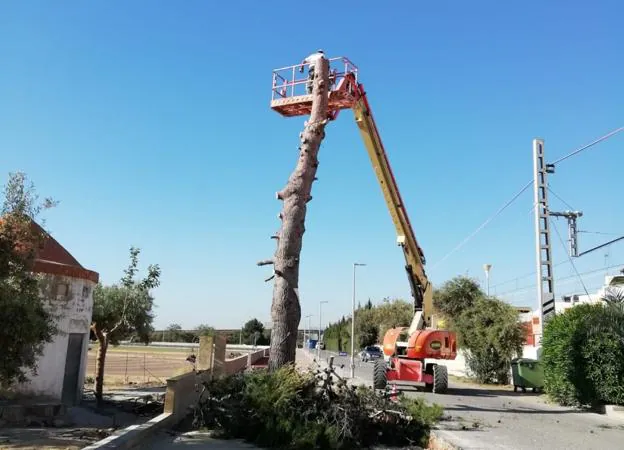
[195,364,442,449]
[435,276,526,384]
[542,295,624,407]
[0,172,57,387]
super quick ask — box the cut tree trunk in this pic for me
[92,325,108,404]
[267,57,330,370]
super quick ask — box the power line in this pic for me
[431,180,532,270]
[496,263,624,297]
[579,230,622,236]
[489,260,570,290]
[551,126,624,165]
[548,187,575,211]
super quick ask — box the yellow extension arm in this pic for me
[351,96,433,328]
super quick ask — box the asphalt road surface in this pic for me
[306,349,623,450]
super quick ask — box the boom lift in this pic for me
[270,56,457,393]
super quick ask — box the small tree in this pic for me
[167,323,183,342]
[355,308,378,348]
[433,276,482,320]
[456,297,525,384]
[434,276,525,384]
[195,324,216,339]
[91,247,160,402]
[0,172,57,387]
[374,298,413,340]
[242,318,269,345]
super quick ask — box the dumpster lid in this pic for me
[511,357,539,364]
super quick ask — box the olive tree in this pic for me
[91,247,160,402]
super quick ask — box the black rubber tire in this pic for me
[432,364,448,394]
[424,363,434,392]
[373,359,388,390]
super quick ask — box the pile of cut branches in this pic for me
[193,362,442,449]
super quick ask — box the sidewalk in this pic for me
[295,348,370,387]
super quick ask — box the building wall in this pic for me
[15,275,96,401]
[428,344,540,378]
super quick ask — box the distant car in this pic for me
[359,345,383,362]
[315,342,325,350]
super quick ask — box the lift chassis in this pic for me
[270,55,457,394]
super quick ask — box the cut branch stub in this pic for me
[257,259,274,266]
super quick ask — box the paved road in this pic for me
[304,349,624,450]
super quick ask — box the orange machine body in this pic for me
[382,327,457,361]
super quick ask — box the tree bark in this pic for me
[92,325,108,405]
[267,57,330,370]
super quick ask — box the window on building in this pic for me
[56,282,69,300]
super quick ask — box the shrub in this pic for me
[195,364,441,449]
[542,302,624,407]
[433,276,482,319]
[455,297,525,384]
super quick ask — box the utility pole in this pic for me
[318,301,328,361]
[351,263,366,378]
[533,138,556,338]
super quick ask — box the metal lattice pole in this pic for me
[533,139,556,338]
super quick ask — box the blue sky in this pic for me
[2,1,623,329]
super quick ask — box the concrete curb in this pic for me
[81,412,174,450]
[428,430,463,449]
[600,404,624,421]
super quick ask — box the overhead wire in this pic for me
[551,126,624,165]
[496,263,624,297]
[548,187,576,211]
[579,230,622,236]
[430,180,532,270]
[489,259,570,290]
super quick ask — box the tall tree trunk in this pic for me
[266,57,330,370]
[92,325,108,405]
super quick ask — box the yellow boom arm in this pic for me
[351,88,433,329]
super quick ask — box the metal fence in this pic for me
[86,349,195,385]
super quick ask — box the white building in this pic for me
[526,274,623,349]
[14,222,99,405]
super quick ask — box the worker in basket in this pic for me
[299,49,325,94]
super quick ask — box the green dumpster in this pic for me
[511,358,544,393]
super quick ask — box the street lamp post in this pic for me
[483,264,492,296]
[351,263,366,378]
[318,301,328,361]
[303,314,312,349]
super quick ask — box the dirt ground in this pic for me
[85,345,195,385]
[0,428,110,450]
